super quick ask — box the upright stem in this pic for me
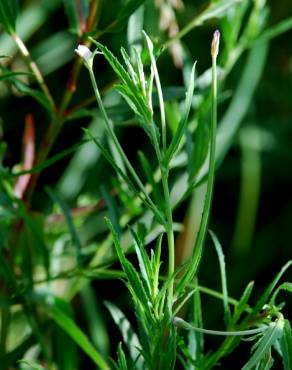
[193,31,219,255]
[151,126,174,313]
[162,173,175,313]
[177,31,220,293]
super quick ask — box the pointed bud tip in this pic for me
[211,30,220,58]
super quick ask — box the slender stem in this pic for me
[162,173,175,313]
[193,32,218,257]
[178,32,219,292]
[150,121,175,313]
[12,33,55,110]
[173,317,269,336]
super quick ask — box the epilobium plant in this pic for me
[76,31,292,369]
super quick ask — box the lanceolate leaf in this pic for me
[279,320,292,370]
[89,39,151,122]
[210,230,231,326]
[105,218,153,309]
[0,71,33,81]
[242,318,284,370]
[0,0,18,34]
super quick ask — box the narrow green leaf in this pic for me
[13,139,89,177]
[164,62,196,165]
[130,227,152,294]
[117,342,129,370]
[143,31,166,150]
[121,47,138,84]
[253,261,292,316]
[90,39,151,121]
[46,187,83,265]
[279,319,292,370]
[81,284,109,356]
[0,0,18,34]
[210,230,231,325]
[104,301,141,365]
[102,0,146,33]
[256,350,274,370]
[254,17,292,45]
[105,218,152,309]
[49,307,110,370]
[231,281,254,325]
[18,360,45,370]
[270,282,292,306]
[242,318,284,370]
[0,71,33,81]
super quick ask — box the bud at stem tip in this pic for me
[211,30,220,58]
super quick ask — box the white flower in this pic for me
[75,44,93,66]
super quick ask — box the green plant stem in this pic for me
[149,121,175,313]
[162,172,175,313]
[12,33,55,110]
[193,45,217,264]
[173,317,269,336]
[177,38,218,292]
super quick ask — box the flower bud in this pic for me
[75,44,93,66]
[211,30,220,58]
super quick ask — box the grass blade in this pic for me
[49,307,110,370]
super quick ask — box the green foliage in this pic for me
[0,0,292,368]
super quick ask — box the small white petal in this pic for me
[75,44,92,63]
